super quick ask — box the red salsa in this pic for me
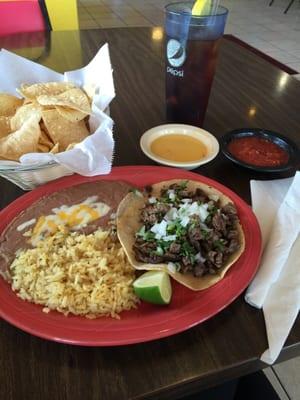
[228,136,289,167]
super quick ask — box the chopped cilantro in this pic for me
[155,246,164,256]
[136,225,146,237]
[160,195,173,204]
[208,205,218,215]
[181,241,195,257]
[178,180,188,190]
[201,229,210,239]
[189,253,196,264]
[175,262,181,271]
[156,240,170,250]
[136,225,155,241]
[166,222,176,234]
[205,215,212,224]
[214,239,225,251]
[130,188,143,197]
[175,223,187,237]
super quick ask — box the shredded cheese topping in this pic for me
[23,196,110,246]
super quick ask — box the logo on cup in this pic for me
[167,39,186,68]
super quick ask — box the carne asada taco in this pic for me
[117,179,245,291]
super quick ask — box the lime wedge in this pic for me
[133,271,172,305]
[192,0,208,16]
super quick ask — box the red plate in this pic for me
[0,166,262,346]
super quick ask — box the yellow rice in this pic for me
[10,227,139,319]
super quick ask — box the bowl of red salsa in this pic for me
[220,129,299,172]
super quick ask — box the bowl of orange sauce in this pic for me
[140,124,219,170]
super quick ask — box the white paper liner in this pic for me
[0,44,115,177]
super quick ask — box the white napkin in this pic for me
[0,45,115,176]
[245,172,300,364]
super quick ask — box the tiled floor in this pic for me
[77,0,300,397]
[78,0,300,79]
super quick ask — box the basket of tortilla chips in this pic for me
[0,46,114,190]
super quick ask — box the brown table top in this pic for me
[0,28,299,400]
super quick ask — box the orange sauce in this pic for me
[150,134,207,162]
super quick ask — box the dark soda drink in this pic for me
[165,2,228,127]
[166,37,220,126]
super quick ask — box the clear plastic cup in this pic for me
[165,2,228,127]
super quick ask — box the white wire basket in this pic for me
[0,104,112,191]
[0,161,73,191]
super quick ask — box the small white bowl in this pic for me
[140,124,220,170]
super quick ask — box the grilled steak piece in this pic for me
[140,203,170,226]
[215,252,223,268]
[191,188,209,203]
[163,252,181,262]
[188,226,202,251]
[212,212,226,233]
[132,182,242,278]
[169,242,181,254]
[134,250,164,264]
[144,185,153,194]
[227,229,239,240]
[193,262,206,277]
[133,241,156,255]
[227,239,240,254]
[182,256,193,269]
[222,204,239,223]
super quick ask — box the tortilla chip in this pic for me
[38,143,50,153]
[23,98,33,105]
[17,82,76,100]
[10,103,42,131]
[39,120,52,138]
[38,138,52,153]
[65,143,77,151]
[37,88,91,114]
[83,83,97,100]
[38,133,59,153]
[39,126,54,146]
[49,143,60,154]
[41,109,89,151]
[0,93,23,117]
[0,114,40,160]
[117,179,245,291]
[56,105,87,122]
[0,116,12,138]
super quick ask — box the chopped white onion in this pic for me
[198,204,209,222]
[188,201,199,215]
[168,189,176,201]
[167,262,177,273]
[165,207,178,221]
[150,220,167,239]
[180,216,190,227]
[195,252,206,263]
[162,234,177,241]
[181,198,192,204]
[156,246,164,256]
[148,196,157,204]
[200,222,209,230]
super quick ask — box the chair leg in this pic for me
[269,0,275,5]
[284,0,295,13]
